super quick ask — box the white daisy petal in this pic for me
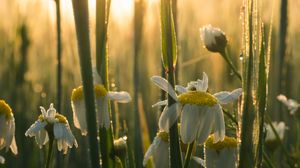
[193,156,206,168]
[213,105,225,142]
[152,100,168,107]
[143,137,161,166]
[35,129,49,148]
[198,72,209,92]
[97,97,110,129]
[175,85,188,94]
[10,136,18,155]
[151,76,178,101]
[0,155,5,164]
[92,68,103,84]
[153,139,169,168]
[25,121,47,137]
[71,100,87,135]
[180,105,201,144]
[107,91,132,103]
[197,108,215,144]
[158,103,179,132]
[54,123,65,139]
[214,88,242,104]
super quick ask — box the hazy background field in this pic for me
[0,0,300,167]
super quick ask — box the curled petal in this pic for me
[107,91,132,103]
[214,88,242,104]
[151,76,178,101]
[25,121,47,137]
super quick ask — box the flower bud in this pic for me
[200,25,227,53]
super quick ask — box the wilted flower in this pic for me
[0,155,4,164]
[25,103,78,154]
[151,72,242,144]
[277,94,299,115]
[0,100,18,155]
[265,121,287,150]
[200,24,227,53]
[71,72,131,134]
[194,135,238,168]
[143,131,169,167]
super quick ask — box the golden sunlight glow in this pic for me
[111,0,134,23]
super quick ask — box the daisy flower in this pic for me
[0,100,18,155]
[265,121,287,150]
[200,25,227,53]
[277,94,299,114]
[71,72,131,135]
[151,72,242,144]
[143,131,169,167]
[25,103,78,154]
[193,135,238,168]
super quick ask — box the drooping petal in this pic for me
[0,155,5,164]
[97,97,110,129]
[158,103,179,132]
[9,136,18,155]
[25,121,47,137]
[180,105,202,144]
[193,156,206,168]
[197,108,215,144]
[35,129,49,148]
[152,100,168,107]
[175,85,188,94]
[153,139,169,168]
[151,76,178,101]
[71,100,87,135]
[213,105,225,142]
[107,91,132,103]
[54,123,65,139]
[214,88,242,104]
[143,136,161,166]
[217,148,237,168]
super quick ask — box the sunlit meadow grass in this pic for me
[1,0,300,167]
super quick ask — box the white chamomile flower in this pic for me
[0,155,4,164]
[200,24,227,53]
[0,100,18,155]
[277,94,299,115]
[71,71,131,135]
[25,103,78,154]
[194,135,238,168]
[265,121,287,142]
[151,72,242,144]
[143,131,169,168]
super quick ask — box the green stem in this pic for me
[96,0,114,167]
[183,141,194,168]
[263,152,275,168]
[55,0,62,113]
[71,1,100,167]
[45,136,54,168]
[220,49,242,81]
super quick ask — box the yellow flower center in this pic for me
[38,113,68,124]
[177,91,218,106]
[157,131,169,142]
[55,114,68,124]
[0,100,13,119]
[71,85,107,101]
[205,135,237,151]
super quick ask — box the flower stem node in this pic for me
[200,24,228,53]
